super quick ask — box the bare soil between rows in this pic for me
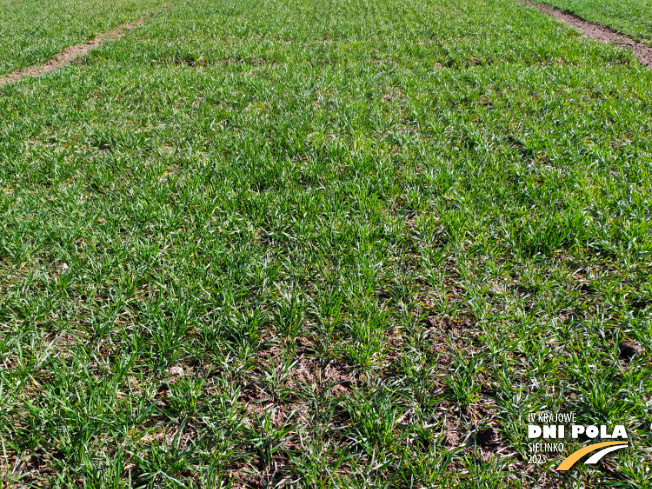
[522,0,652,67]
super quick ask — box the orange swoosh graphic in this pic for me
[556,441,628,470]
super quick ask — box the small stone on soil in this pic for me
[167,366,185,377]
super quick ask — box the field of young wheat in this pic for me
[1,0,650,487]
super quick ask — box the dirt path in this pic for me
[520,1,652,68]
[0,13,156,88]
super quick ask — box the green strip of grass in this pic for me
[0,0,651,487]
[539,0,652,44]
[0,0,169,76]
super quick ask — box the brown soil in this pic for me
[0,16,149,87]
[618,340,643,361]
[521,1,652,68]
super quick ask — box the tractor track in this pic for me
[520,0,652,68]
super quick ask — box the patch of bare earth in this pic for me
[520,1,652,67]
[239,339,355,424]
[222,336,356,486]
